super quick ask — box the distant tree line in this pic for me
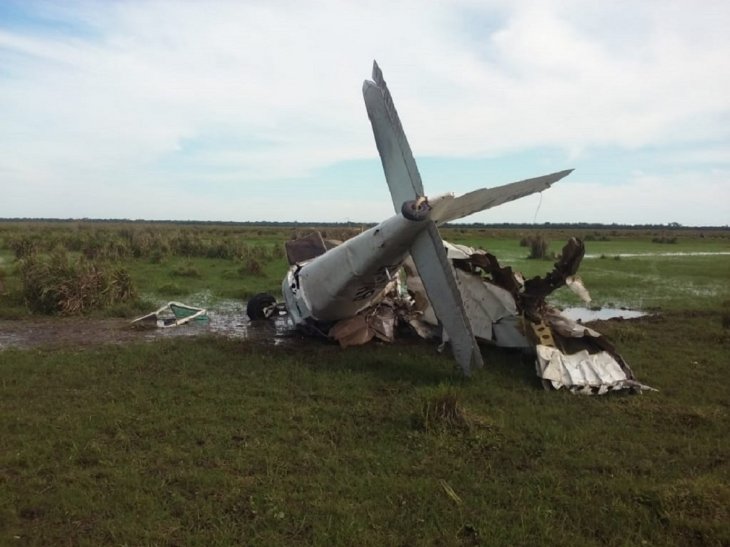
[0,218,727,231]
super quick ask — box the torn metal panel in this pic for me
[131,302,208,329]
[535,346,650,394]
[492,318,530,348]
[527,307,653,393]
[565,275,591,304]
[329,301,398,348]
[329,314,375,347]
[406,246,527,348]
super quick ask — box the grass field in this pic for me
[0,222,729,545]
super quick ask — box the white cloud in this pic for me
[0,0,728,222]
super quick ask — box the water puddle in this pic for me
[0,302,298,351]
[560,307,649,322]
[585,251,730,258]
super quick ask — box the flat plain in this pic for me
[0,221,728,545]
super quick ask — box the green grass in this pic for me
[0,223,729,544]
[0,311,728,545]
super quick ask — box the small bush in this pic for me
[585,233,611,242]
[525,235,549,259]
[8,236,38,259]
[239,258,264,277]
[651,236,678,244]
[413,390,472,434]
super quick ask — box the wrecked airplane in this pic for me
[247,61,652,394]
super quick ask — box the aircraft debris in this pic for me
[280,233,653,393]
[131,302,208,329]
[247,61,652,393]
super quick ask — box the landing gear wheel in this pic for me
[246,293,276,320]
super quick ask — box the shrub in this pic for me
[19,252,137,315]
[412,389,493,434]
[239,258,264,276]
[8,236,38,259]
[526,235,549,259]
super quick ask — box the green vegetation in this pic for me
[0,221,728,544]
[1,313,728,545]
[1,221,727,316]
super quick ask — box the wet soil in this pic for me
[0,309,296,351]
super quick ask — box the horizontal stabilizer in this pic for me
[410,222,484,375]
[431,169,573,224]
[363,61,425,213]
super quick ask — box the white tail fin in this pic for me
[431,170,574,225]
[410,223,484,374]
[363,61,424,212]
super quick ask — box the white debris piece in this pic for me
[536,346,653,394]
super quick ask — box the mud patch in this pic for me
[0,306,296,351]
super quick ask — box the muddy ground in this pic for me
[0,310,295,351]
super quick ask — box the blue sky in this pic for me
[1,0,728,225]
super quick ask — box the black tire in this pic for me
[246,293,277,320]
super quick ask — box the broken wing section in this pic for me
[363,61,425,213]
[430,170,573,225]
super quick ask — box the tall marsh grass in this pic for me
[19,251,137,315]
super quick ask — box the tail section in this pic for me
[361,60,572,375]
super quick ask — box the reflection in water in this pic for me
[136,307,296,345]
[560,307,648,322]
